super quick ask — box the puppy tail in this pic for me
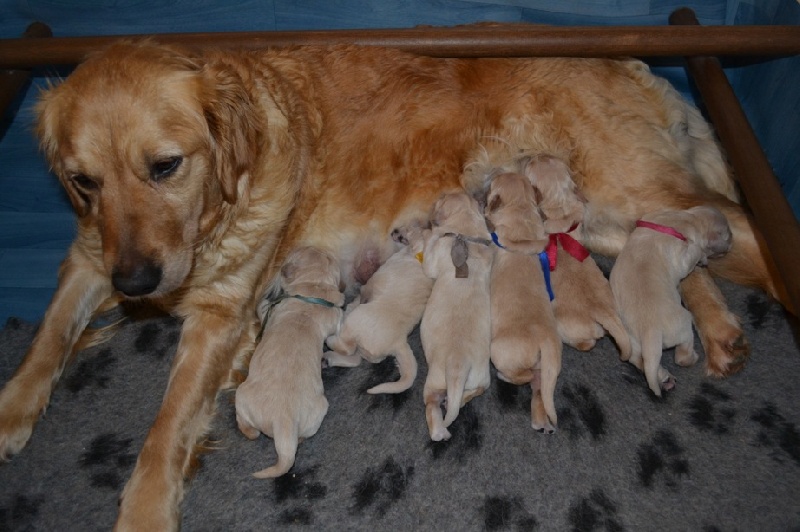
[538,339,562,429]
[367,342,418,394]
[641,328,666,397]
[253,421,298,479]
[443,358,469,427]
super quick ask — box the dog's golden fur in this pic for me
[0,40,787,528]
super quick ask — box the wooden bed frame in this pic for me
[1,7,799,311]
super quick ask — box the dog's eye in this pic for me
[151,156,182,182]
[71,173,97,190]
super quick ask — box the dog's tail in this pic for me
[367,342,418,394]
[443,357,470,427]
[538,338,562,430]
[641,328,667,397]
[253,420,298,479]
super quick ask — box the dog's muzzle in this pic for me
[111,259,163,297]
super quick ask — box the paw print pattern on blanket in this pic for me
[362,358,413,413]
[79,433,137,490]
[134,318,180,359]
[272,465,328,525]
[686,382,736,434]
[64,348,116,393]
[482,495,538,530]
[0,494,46,531]
[560,383,607,440]
[751,402,800,467]
[350,456,414,516]
[567,489,623,532]
[636,429,690,488]
[427,401,483,461]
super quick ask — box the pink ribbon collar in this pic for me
[635,220,687,241]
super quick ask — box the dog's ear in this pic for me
[486,193,502,214]
[532,185,544,206]
[200,62,263,205]
[35,86,93,217]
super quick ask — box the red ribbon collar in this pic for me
[545,224,590,272]
[634,220,687,241]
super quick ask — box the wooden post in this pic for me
[0,22,52,124]
[670,7,800,313]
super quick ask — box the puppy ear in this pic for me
[36,87,93,217]
[200,62,263,205]
[487,193,502,214]
[532,185,544,205]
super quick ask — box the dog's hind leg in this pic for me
[680,268,748,377]
[536,339,561,432]
[0,249,113,459]
[424,389,450,441]
[530,370,555,434]
[367,341,417,394]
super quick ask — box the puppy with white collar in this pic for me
[610,206,732,396]
[420,192,494,441]
[235,246,344,477]
[325,224,433,394]
[485,172,560,432]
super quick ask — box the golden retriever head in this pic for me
[484,172,548,254]
[35,41,263,298]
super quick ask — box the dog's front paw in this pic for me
[700,315,750,377]
[0,388,40,460]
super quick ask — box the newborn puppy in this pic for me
[610,206,732,396]
[521,154,586,234]
[325,225,433,394]
[526,155,631,357]
[485,172,560,432]
[420,192,494,441]
[235,246,344,477]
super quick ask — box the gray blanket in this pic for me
[1,271,799,531]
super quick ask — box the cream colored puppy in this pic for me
[521,154,586,234]
[525,155,632,357]
[420,192,494,441]
[235,246,344,478]
[485,172,560,432]
[325,225,433,394]
[610,206,732,396]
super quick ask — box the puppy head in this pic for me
[521,154,586,233]
[429,192,487,238]
[391,223,430,254]
[280,246,344,305]
[485,172,547,254]
[687,205,733,258]
[35,41,262,298]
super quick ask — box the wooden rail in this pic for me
[1,22,800,68]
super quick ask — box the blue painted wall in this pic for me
[0,0,797,323]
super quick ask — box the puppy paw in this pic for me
[531,420,556,434]
[430,427,451,442]
[701,319,750,378]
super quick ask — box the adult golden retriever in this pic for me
[0,41,786,529]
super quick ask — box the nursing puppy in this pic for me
[522,154,586,234]
[325,225,433,394]
[525,156,632,356]
[610,206,732,396]
[1,39,782,528]
[420,192,494,441]
[235,246,344,478]
[485,172,560,432]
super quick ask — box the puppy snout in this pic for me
[112,258,163,297]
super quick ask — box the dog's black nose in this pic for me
[112,260,163,297]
